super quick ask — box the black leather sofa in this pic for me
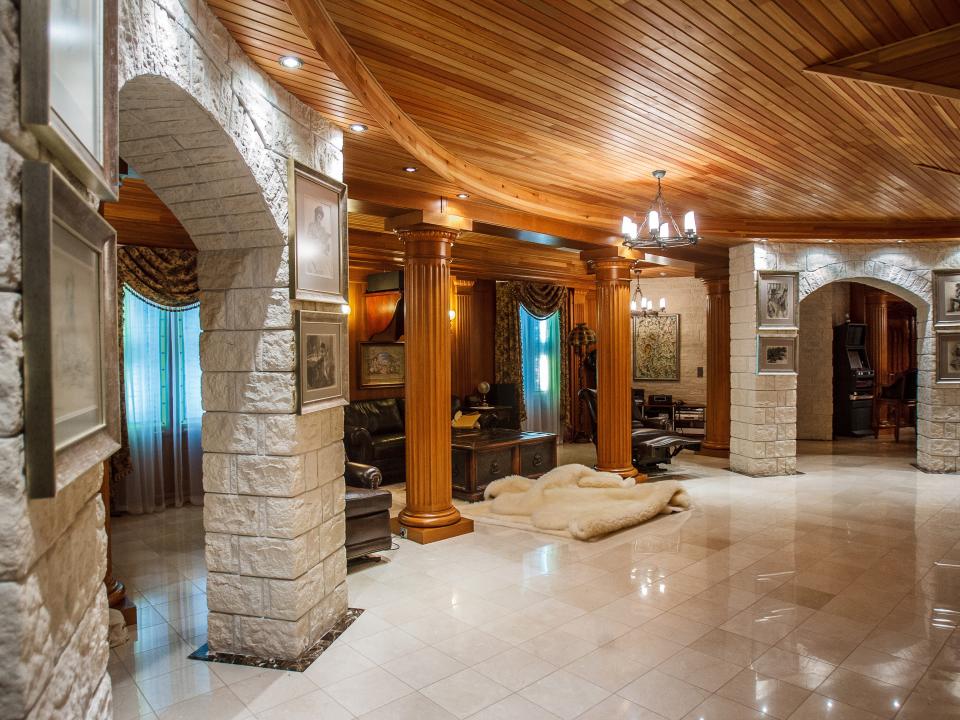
[344,461,392,560]
[579,388,700,470]
[343,397,495,484]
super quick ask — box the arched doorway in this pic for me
[116,0,347,660]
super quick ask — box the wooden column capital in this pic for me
[592,257,635,281]
[454,278,476,294]
[396,225,459,258]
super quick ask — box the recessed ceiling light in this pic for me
[896,239,906,243]
[456,192,469,199]
[659,272,667,277]
[279,55,303,69]
[348,123,367,132]
[403,166,418,173]
[825,239,835,243]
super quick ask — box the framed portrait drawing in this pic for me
[757,272,799,331]
[631,314,680,381]
[296,310,348,413]
[288,159,348,304]
[21,0,119,201]
[933,270,960,327]
[758,336,798,375]
[359,342,405,388]
[22,162,120,498]
[936,332,960,384]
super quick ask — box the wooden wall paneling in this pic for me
[348,279,405,401]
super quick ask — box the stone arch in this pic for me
[730,242,958,477]
[115,0,349,660]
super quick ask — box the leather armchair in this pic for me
[578,388,700,469]
[344,461,393,560]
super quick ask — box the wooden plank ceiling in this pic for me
[205,0,960,251]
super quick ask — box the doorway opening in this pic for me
[797,280,918,461]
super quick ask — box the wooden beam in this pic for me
[804,64,960,103]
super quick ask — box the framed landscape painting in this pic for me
[288,158,348,304]
[933,270,960,327]
[359,342,405,388]
[757,272,799,331]
[21,0,119,201]
[22,161,120,498]
[631,314,680,381]
[758,336,798,375]
[296,310,348,413]
[937,332,960,384]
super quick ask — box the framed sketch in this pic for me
[359,342,405,388]
[757,272,799,330]
[296,310,348,414]
[758,336,798,375]
[22,161,120,498]
[936,332,960,383]
[21,0,119,201]
[933,270,960,327]
[631,314,680,381]
[288,158,348,304]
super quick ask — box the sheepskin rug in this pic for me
[478,463,690,540]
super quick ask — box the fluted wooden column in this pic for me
[594,258,640,480]
[452,277,475,399]
[394,226,473,543]
[865,290,890,387]
[701,276,731,456]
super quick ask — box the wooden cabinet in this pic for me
[451,430,557,502]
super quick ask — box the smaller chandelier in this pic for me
[622,170,700,249]
[630,265,666,316]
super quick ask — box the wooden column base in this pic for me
[106,578,138,626]
[595,463,641,480]
[391,516,474,544]
[698,443,730,458]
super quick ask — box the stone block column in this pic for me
[389,219,474,543]
[592,255,640,479]
[198,247,347,659]
[701,274,731,456]
[729,244,798,476]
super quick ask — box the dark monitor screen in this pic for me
[846,324,866,346]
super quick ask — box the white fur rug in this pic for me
[468,464,690,541]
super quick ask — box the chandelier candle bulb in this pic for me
[648,210,659,234]
[659,297,666,310]
[659,222,670,239]
[684,210,696,234]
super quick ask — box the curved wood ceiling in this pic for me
[208,0,960,240]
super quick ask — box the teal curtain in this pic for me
[117,287,203,513]
[520,307,561,435]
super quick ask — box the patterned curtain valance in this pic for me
[513,282,567,319]
[118,246,199,307]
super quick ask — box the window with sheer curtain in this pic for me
[520,306,561,435]
[117,287,203,514]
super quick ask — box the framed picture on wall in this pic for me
[758,335,798,374]
[21,0,119,201]
[757,272,799,330]
[288,158,348,304]
[359,342,405,388]
[631,314,680,381]
[933,270,960,327]
[296,310,349,414]
[936,332,960,383]
[22,161,120,498]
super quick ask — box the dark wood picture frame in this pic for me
[22,162,120,498]
[933,270,960,328]
[757,271,799,331]
[757,335,798,375]
[296,309,349,414]
[358,342,406,388]
[936,332,960,384]
[288,158,348,304]
[21,0,119,201]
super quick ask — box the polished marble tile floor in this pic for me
[109,439,960,720]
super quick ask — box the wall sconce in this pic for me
[448,309,456,321]
[340,304,351,315]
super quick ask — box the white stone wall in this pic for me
[630,277,707,404]
[730,241,960,475]
[797,283,850,440]
[118,0,347,658]
[1,0,113,716]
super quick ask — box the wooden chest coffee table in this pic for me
[451,429,557,502]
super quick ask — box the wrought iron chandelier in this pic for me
[621,170,701,249]
[630,265,665,316]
